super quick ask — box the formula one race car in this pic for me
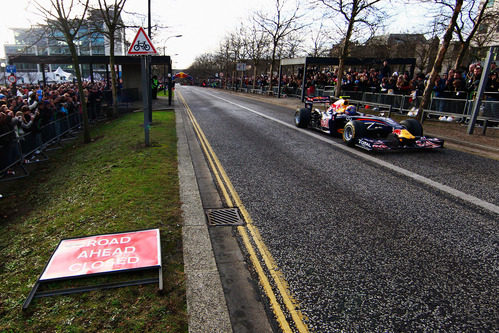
[294,96,444,151]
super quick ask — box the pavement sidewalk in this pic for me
[149,95,233,332]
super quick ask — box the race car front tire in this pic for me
[295,108,311,128]
[343,120,366,146]
[400,119,423,137]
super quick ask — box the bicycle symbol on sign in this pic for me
[133,41,151,51]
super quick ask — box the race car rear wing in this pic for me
[305,96,330,104]
[304,96,331,110]
[304,96,352,110]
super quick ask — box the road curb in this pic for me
[175,97,233,333]
[426,132,499,152]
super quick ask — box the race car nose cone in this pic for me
[393,129,415,140]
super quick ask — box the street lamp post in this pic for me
[162,35,182,96]
[163,47,167,95]
[148,0,151,38]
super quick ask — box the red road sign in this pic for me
[7,74,16,84]
[127,27,157,55]
[40,229,161,281]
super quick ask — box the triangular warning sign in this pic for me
[127,27,157,55]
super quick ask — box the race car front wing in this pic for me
[355,137,444,151]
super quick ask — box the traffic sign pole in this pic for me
[128,27,157,147]
[7,74,17,84]
[141,56,150,146]
[148,55,153,124]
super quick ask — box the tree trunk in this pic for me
[417,0,463,122]
[253,63,257,90]
[334,0,358,98]
[335,19,355,98]
[269,42,277,94]
[454,41,470,71]
[69,42,90,143]
[453,1,487,70]
[109,38,118,118]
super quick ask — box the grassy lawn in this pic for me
[0,111,187,332]
[157,90,174,98]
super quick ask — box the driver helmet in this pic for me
[345,105,357,115]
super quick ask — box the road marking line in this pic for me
[180,95,234,207]
[197,89,499,216]
[178,91,309,332]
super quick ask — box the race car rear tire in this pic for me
[401,119,423,137]
[295,108,311,128]
[343,120,366,146]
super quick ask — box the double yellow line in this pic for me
[178,91,309,333]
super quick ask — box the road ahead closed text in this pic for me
[40,229,161,281]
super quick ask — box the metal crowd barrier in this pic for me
[342,90,498,123]
[0,112,82,181]
[0,130,23,176]
[215,84,498,128]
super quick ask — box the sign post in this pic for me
[127,27,157,146]
[141,56,150,146]
[236,63,246,91]
[6,65,16,73]
[7,74,17,84]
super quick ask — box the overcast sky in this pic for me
[0,0,433,69]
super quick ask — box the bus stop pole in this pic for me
[168,58,172,106]
[277,63,282,98]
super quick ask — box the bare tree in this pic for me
[413,19,442,73]
[228,28,245,88]
[242,22,271,90]
[279,32,306,59]
[254,0,308,93]
[431,0,489,70]
[216,38,232,89]
[472,3,499,51]
[90,0,127,118]
[317,0,386,97]
[307,20,332,57]
[417,0,464,121]
[35,0,91,143]
[188,53,219,80]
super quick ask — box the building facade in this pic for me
[3,10,126,82]
[477,0,499,48]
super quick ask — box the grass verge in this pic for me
[157,90,174,98]
[0,111,187,332]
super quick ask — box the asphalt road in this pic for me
[179,86,498,332]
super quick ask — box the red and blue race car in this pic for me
[294,96,444,151]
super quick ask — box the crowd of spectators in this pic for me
[282,60,497,102]
[207,60,497,123]
[218,60,498,105]
[0,81,106,175]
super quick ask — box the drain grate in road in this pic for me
[205,208,245,226]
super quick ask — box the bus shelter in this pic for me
[7,54,173,103]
